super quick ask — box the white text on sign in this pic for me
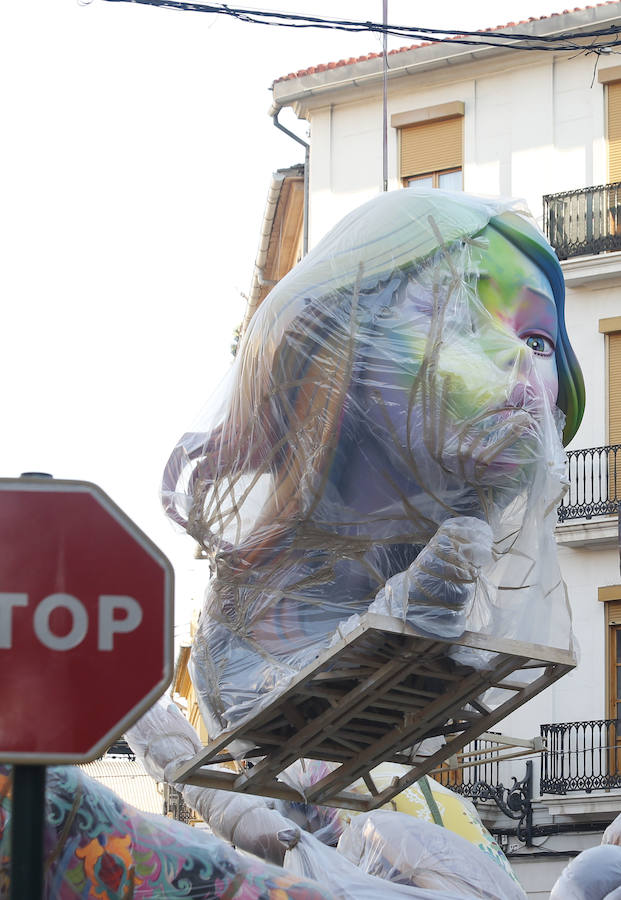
[0,593,143,650]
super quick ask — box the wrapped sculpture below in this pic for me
[162,189,585,739]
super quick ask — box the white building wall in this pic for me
[305,54,608,242]
[309,100,387,246]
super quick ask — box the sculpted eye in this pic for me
[524,333,555,356]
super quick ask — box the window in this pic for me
[601,588,621,718]
[601,589,621,774]
[598,68,621,183]
[406,169,463,191]
[599,323,621,446]
[392,101,464,190]
[608,80,621,184]
[611,624,621,724]
[598,318,621,443]
[599,317,621,499]
[608,609,621,725]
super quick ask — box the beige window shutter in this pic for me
[608,599,621,625]
[400,116,463,180]
[608,82,621,183]
[610,331,621,445]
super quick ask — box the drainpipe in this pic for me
[272,107,309,257]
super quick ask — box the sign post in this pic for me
[10,764,45,899]
[0,476,174,899]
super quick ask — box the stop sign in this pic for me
[0,477,174,763]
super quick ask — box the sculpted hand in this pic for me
[370,516,493,638]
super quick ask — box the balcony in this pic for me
[436,735,501,798]
[429,723,621,843]
[540,719,621,795]
[543,182,621,260]
[558,443,621,523]
[440,721,621,798]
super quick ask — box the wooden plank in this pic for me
[385,684,440,699]
[361,698,423,712]
[363,773,379,796]
[183,767,310,804]
[399,666,463,682]
[313,668,376,681]
[305,653,523,803]
[321,733,367,752]
[360,614,576,666]
[490,681,530,692]
[355,711,403,725]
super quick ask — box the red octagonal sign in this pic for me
[0,477,174,764]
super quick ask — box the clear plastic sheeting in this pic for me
[0,764,334,900]
[126,698,302,865]
[162,189,584,738]
[336,763,516,882]
[550,845,621,899]
[336,809,526,899]
[604,812,621,847]
[281,826,479,900]
[125,696,203,784]
[274,759,346,847]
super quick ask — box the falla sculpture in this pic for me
[162,188,585,737]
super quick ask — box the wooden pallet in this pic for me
[172,613,575,810]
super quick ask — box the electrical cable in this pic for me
[86,0,621,54]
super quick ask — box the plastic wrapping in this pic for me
[0,763,333,900]
[281,826,477,899]
[162,189,585,737]
[550,845,621,899]
[340,764,515,880]
[124,695,203,784]
[274,759,346,847]
[336,809,525,899]
[126,698,300,864]
[604,812,621,847]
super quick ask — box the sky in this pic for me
[0,0,581,639]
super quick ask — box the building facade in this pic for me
[261,5,621,895]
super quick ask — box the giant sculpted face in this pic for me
[163,191,585,735]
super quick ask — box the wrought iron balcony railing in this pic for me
[540,719,621,794]
[543,182,621,260]
[558,443,621,522]
[436,740,533,840]
[436,736,501,797]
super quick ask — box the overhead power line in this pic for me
[89,0,621,53]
